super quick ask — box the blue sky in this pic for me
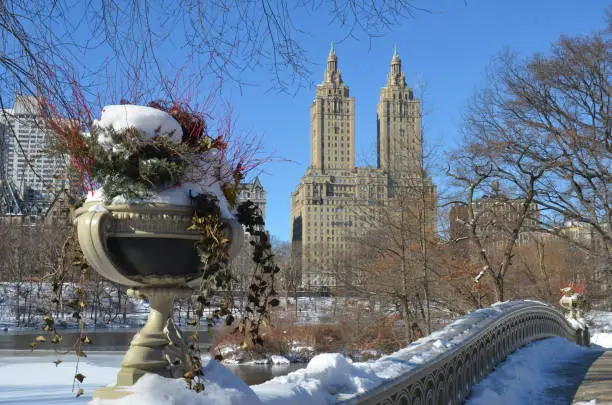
[220,0,609,241]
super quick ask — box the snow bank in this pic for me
[585,310,612,349]
[590,333,612,349]
[3,304,605,405]
[92,359,262,405]
[90,301,556,405]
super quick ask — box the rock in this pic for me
[270,355,290,365]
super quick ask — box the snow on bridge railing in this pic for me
[335,300,588,405]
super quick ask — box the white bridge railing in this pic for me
[339,301,588,405]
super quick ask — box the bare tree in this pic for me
[507,235,585,303]
[449,16,611,303]
[270,236,291,287]
[1,0,427,105]
[434,210,494,311]
[447,163,543,302]
[348,177,437,341]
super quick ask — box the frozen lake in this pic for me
[0,328,213,351]
[0,328,305,404]
[0,351,305,404]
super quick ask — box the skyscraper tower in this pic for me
[310,43,356,172]
[290,46,436,291]
[377,47,422,180]
[0,95,67,216]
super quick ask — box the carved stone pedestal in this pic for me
[93,287,192,400]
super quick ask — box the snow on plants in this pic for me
[83,102,240,214]
[42,99,281,394]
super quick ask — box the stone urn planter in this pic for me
[74,201,243,398]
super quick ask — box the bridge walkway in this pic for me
[572,350,612,404]
[538,346,605,405]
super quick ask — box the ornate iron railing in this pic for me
[340,301,588,405]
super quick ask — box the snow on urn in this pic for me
[72,103,244,399]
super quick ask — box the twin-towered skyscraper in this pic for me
[291,46,435,289]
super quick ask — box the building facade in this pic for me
[449,191,540,250]
[0,95,68,216]
[291,46,436,290]
[237,176,266,222]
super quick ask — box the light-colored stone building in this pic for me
[291,46,436,290]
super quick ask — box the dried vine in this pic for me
[234,200,280,346]
[29,225,93,398]
[183,196,279,392]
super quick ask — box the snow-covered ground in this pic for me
[586,310,612,349]
[284,296,457,328]
[0,281,234,331]
[0,282,150,331]
[283,296,375,324]
[0,306,609,405]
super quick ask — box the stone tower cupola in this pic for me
[323,42,343,85]
[387,46,407,88]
